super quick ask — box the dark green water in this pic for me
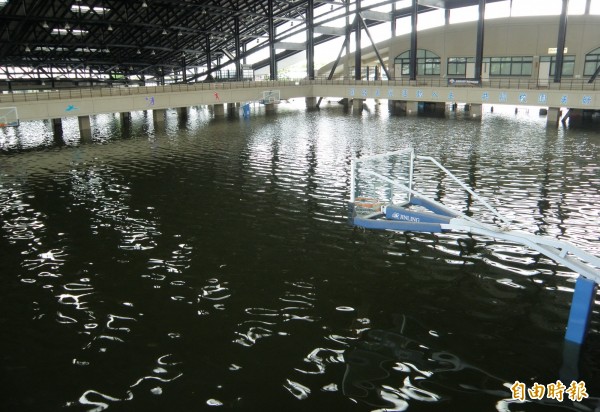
[1,101,599,411]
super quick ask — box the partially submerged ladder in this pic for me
[349,149,600,345]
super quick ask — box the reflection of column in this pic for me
[305,97,317,109]
[78,115,92,143]
[352,98,364,112]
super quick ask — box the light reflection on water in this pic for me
[0,101,599,411]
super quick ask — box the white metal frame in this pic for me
[0,106,18,126]
[350,149,600,283]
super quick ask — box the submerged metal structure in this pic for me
[349,148,600,345]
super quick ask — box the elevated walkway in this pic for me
[0,79,599,122]
[349,149,599,345]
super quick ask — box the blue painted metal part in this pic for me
[354,216,444,233]
[410,196,460,218]
[565,277,598,344]
[385,205,452,224]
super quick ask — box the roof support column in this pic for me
[268,0,277,80]
[585,0,591,15]
[391,2,396,37]
[206,35,212,75]
[409,0,418,81]
[307,0,315,80]
[474,0,485,82]
[554,0,569,83]
[234,16,241,81]
[355,0,362,80]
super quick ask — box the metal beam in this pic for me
[307,0,314,80]
[588,63,600,83]
[268,0,276,80]
[391,2,396,37]
[554,0,569,83]
[206,34,212,74]
[355,0,362,80]
[361,10,392,22]
[316,22,350,107]
[474,0,485,81]
[359,14,391,79]
[409,0,417,81]
[275,42,306,50]
[234,16,241,80]
[313,26,346,36]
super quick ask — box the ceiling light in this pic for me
[65,22,71,30]
[42,21,49,28]
[162,28,167,35]
[178,30,182,36]
[151,50,156,55]
[108,24,113,31]
[25,45,31,52]
[137,49,141,54]
[142,1,147,7]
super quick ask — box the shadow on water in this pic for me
[343,315,600,411]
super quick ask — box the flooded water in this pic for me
[1,101,599,411]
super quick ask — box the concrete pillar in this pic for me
[547,107,561,127]
[264,103,276,113]
[389,100,404,114]
[50,118,64,144]
[153,108,166,124]
[176,107,188,120]
[227,103,236,112]
[353,98,364,112]
[120,112,131,138]
[434,102,446,116]
[406,101,418,116]
[120,112,131,125]
[213,104,225,117]
[305,96,318,110]
[78,115,92,143]
[469,103,483,119]
[339,98,350,107]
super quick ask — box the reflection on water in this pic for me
[0,101,599,411]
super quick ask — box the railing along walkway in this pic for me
[1,77,597,104]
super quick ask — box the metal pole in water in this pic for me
[565,277,597,345]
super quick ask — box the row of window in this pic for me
[394,48,600,77]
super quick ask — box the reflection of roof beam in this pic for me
[313,26,345,36]
[361,10,392,22]
[274,42,306,50]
